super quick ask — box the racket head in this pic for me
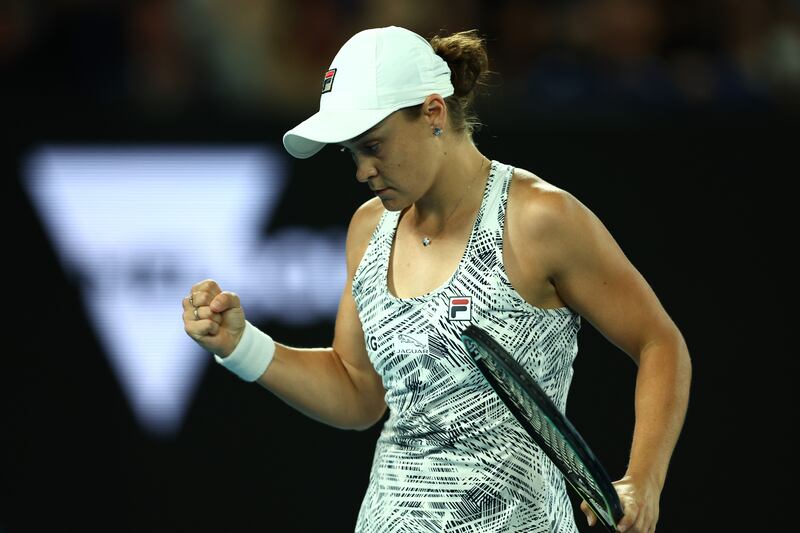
[461,325,624,532]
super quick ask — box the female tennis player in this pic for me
[183,26,691,533]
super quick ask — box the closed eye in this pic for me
[339,141,380,162]
[339,146,357,163]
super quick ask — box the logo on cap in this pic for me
[321,68,337,94]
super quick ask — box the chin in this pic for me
[379,197,411,212]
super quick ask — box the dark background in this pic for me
[3,1,797,532]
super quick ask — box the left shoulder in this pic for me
[507,167,594,241]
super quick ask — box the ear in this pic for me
[421,94,448,130]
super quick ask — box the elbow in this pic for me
[638,328,692,377]
[326,399,387,431]
[352,403,388,431]
[661,331,693,392]
[674,330,692,375]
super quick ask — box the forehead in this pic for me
[341,111,407,146]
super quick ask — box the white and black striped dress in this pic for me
[352,161,581,532]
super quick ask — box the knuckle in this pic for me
[193,292,210,306]
[223,291,240,305]
[195,279,220,292]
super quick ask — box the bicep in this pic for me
[332,277,383,389]
[331,200,386,399]
[549,198,678,362]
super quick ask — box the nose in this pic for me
[355,159,378,183]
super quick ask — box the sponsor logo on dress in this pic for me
[449,296,472,321]
[367,335,379,351]
[394,332,429,356]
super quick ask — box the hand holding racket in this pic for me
[461,325,624,532]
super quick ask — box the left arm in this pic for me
[526,186,692,532]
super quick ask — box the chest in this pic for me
[386,215,562,309]
[387,217,475,299]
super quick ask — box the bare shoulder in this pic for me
[507,166,623,284]
[348,197,384,242]
[508,167,586,239]
[345,197,385,269]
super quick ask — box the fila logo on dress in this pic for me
[449,296,472,321]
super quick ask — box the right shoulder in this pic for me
[345,197,384,273]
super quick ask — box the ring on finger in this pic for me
[193,307,200,320]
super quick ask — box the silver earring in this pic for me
[433,127,443,136]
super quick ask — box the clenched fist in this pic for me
[182,279,246,357]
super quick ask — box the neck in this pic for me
[411,141,489,231]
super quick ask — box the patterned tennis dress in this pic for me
[352,161,581,532]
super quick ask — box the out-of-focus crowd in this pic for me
[2,0,798,119]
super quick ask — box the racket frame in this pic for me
[461,325,624,532]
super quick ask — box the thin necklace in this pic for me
[420,157,489,247]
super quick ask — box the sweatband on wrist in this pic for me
[214,321,275,382]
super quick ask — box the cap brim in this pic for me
[283,108,396,159]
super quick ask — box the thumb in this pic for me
[210,291,241,314]
[580,500,597,527]
[615,507,637,532]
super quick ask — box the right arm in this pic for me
[183,199,387,430]
[255,198,386,429]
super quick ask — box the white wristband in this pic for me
[214,321,275,382]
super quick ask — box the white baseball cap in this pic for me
[282,26,455,159]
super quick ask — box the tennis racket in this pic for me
[460,325,624,532]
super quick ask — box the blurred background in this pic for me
[3,1,796,531]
